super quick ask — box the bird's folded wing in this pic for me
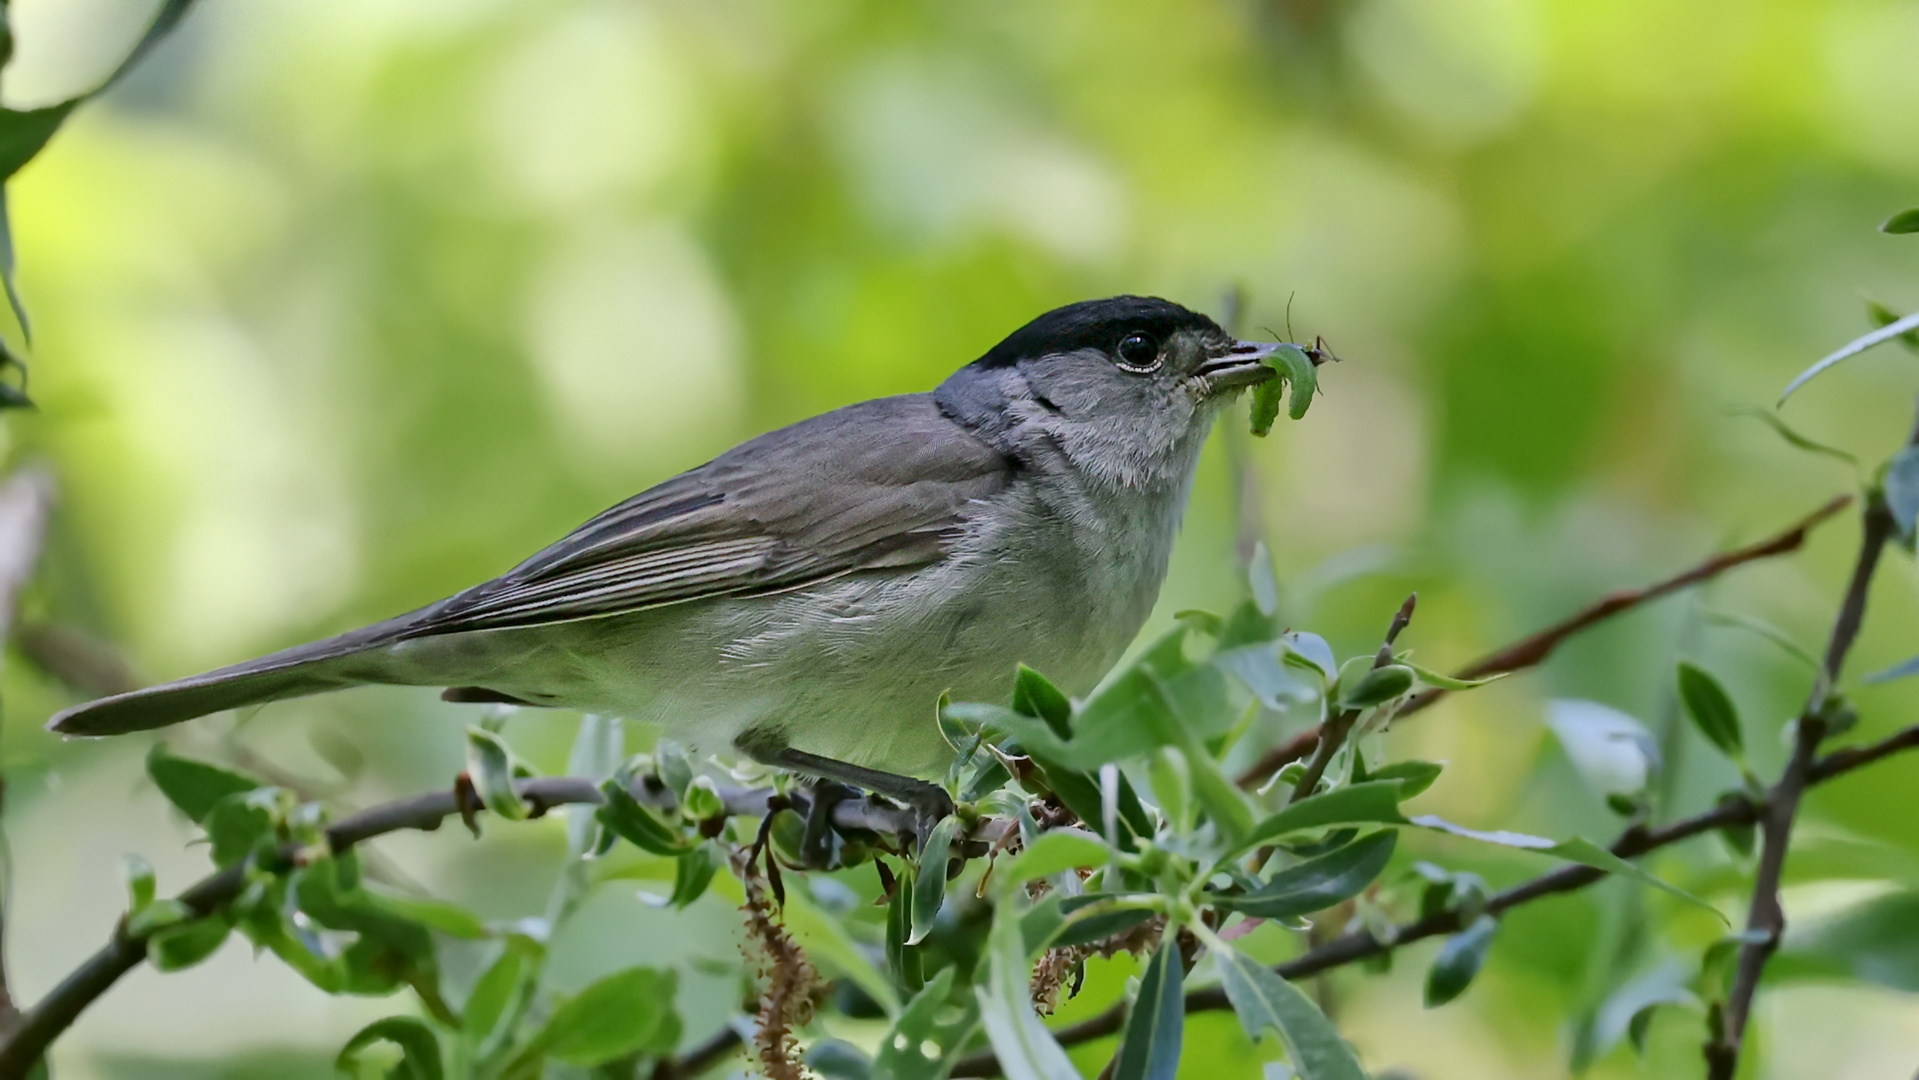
[399,394,1012,636]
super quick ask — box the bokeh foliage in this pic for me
[0,0,1918,1078]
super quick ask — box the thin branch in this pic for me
[1287,594,1416,804]
[651,1022,745,1080]
[1706,476,1901,1077]
[0,775,910,1080]
[1237,494,1854,788]
[950,716,1919,1078]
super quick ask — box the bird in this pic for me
[49,296,1284,827]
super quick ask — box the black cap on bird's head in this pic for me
[969,295,1282,394]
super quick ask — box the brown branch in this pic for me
[950,715,1919,1079]
[0,775,909,1080]
[1706,481,1898,1077]
[0,470,57,1035]
[651,1023,745,1080]
[1237,494,1854,788]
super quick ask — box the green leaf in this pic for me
[148,916,231,972]
[126,898,194,938]
[781,880,902,1017]
[1883,208,1919,234]
[1013,664,1073,738]
[1399,662,1508,693]
[810,1040,874,1080]
[1779,309,1919,404]
[1243,782,1410,849]
[596,778,690,855]
[1676,661,1744,761]
[463,941,532,1047]
[974,901,1080,1080]
[147,745,261,823]
[1407,816,1722,918]
[1214,945,1367,1080]
[1215,832,1397,920]
[361,893,488,940]
[124,853,156,914]
[1337,665,1414,710]
[909,816,962,945]
[523,966,681,1067]
[1112,940,1183,1080]
[1885,445,1919,542]
[336,1016,445,1080]
[204,790,282,869]
[464,726,528,821]
[887,865,922,994]
[669,842,721,909]
[680,775,724,821]
[996,829,1109,886]
[1363,760,1443,799]
[1868,299,1919,354]
[1147,747,1193,833]
[1053,907,1158,950]
[1725,405,1860,466]
[872,968,981,1080]
[1702,610,1821,671]
[1425,915,1497,1006]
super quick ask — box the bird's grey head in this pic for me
[933,296,1280,488]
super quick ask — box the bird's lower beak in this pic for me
[1196,340,1282,393]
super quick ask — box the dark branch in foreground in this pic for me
[1237,494,1855,788]
[0,776,908,1080]
[0,470,57,1036]
[950,716,1919,1078]
[1706,471,1901,1076]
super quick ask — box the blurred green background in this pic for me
[3,0,1918,1077]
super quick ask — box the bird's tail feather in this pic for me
[47,623,415,736]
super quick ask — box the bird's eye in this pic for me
[1114,332,1161,372]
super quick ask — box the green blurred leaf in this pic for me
[1676,661,1744,761]
[1885,445,1919,542]
[464,726,528,822]
[1214,945,1366,1080]
[463,941,532,1048]
[147,744,261,824]
[1775,891,1919,991]
[996,829,1108,886]
[204,790,282,869]
[1883,208,1919,234]
[887,865,922,994]
[811,1040,875,1080]
[1013,664,1073,738]
[1779,310,1919,404]
[1112,940,1183,1080]
[872,968,980,1080]
[1337,664,1414,710]
[336,1016,444,1080]
[1407,817,1720,918]
[596,777,690,856]
[1052,906,1158,950]
[147,915,231,972]
[361,893,488,940]
[680,776,724,821]
[910,815,961,944]
[124,853,156,914]
[1868,299,1919,354]
[1146,747,1192,833]
[1702,610,1821,671]
[1214,831,1396,920]
[1726,405,1860,466]
[669,842,721,909]
[522,966,681,1067]
[1243,782,1410,849]
[1363,760,1443,799]
[1425,915,1497,1006]
[125,898,194,938]
[1399,662,1506,693]
[974,901,1079,1080]
[781,880,901,1017]
[1580,962,1699,1070]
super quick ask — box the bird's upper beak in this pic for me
[1195,340,1282,393]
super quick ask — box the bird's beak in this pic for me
[1195,340,1281,393]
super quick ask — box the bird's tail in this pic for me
[47,620,414,737]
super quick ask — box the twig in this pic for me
[1286,594,1416,805]
[949,716,1919,1078]
[1237,494,1854,788]
[0,470,56,1035]
[1706,477,1900,1076]
[650,1023,745,1079]
[0,775,911,1080]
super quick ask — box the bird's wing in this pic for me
[398,393,1012,636]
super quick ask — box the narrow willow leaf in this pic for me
[464,726,527,821]
[148,916,231,971]
[1779,310,1919,404]
[523,966,681,1066]
[1338,664,1414,710]
[909,816,962,944]
[1725,405,1859,466]
[1883,208,1919,234]
[146,745,260,823]
[1425,915,1497,1006]
[337,1016,445,1080]
[1702,610,1821,671]
[1364,760,1443,799]
[1676,661,1744,760]
[1243,782,1410,849]
[1408,816,1722,918]
[1113,941,1184,1080]
[668,843,721,909]
[1214,946,1367,1080]
[1249,542,1281,617]
[595,777,689,855]
[360,892,488,940]
[1216,831,1396,920]
[1013,664,1073,737]
[1885,445,1919,541]
[1400,662,1508,692]
[975,902,1080,1080]
[1147,747,1193,833]
[872,968,981,1080]
[463,942,530,1047]
[887,866,922,994]
[996,829,1108,886]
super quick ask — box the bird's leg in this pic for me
[762,746,955,849]
[798,780,851,870]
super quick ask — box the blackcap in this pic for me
[50,296,1285,825]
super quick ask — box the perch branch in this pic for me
[1238,494,1854,787]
